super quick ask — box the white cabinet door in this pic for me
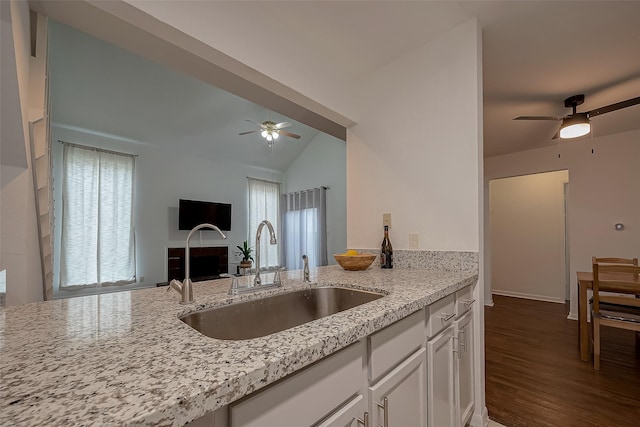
[455,310,475,427]
[369,347,427,427]
[315,394,366,427]
[427,325,455,427]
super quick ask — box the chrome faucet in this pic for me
[254,220,277,286]
[168,223,227,304]
[302,254,310,282]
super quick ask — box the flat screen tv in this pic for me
[178,199,232,231]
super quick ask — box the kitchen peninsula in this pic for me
[0,265,477,426]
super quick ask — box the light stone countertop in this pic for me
[0,265,478,426]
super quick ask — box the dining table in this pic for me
[576,270,640,361]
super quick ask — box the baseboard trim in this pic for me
[470,406,489,427]
[485,299,494,307]
[567,312,578,321]
[492,290,565,304]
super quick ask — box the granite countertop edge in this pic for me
[0,266,478,427]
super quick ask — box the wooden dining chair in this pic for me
[591,263,640,370]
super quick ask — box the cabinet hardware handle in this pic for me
[463,299,476,306]
[452,336,459,355]
[459,330,466,355]
[376,397,389,427]
[357,412,369,427]
[438,312,455,322]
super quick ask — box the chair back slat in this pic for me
[592,263,640,315]
[592,256,638,266]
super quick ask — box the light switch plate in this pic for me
[383,213,392,228]
[409,233,419,249]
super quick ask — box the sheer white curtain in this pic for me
[248,178,280,269]
[60,143,136,288]
[281,187,327,270]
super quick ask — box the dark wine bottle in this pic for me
[380,225,393,269]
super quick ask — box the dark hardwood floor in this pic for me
[485,295,640,427]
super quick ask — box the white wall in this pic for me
[485,130,640,317]
[0,1,44,306]
[490,171,568,303]
[284,133,347,265]
[51,125,284,292]
[347,20,480,252]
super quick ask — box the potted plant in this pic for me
[236,241,254,269]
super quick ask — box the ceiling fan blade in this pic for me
[274,121,292,129]
[278,130,301,139]
[513,116,562,121]
[587,96,640,117]
[239,130,259,136]
[245,119,262,127]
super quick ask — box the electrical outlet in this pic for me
[409,233,419,249]
[139,276,145,282]
[383,213,392,228]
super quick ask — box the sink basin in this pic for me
[180,286,385,340]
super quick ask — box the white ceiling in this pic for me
[48,1,640,160]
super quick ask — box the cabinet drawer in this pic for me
[369,310,425,382]
[230,342,363,427]
[455,285,475,318]
[425,294,455,338]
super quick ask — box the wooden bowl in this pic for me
[333,253,376,271]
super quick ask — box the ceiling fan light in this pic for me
[265,134,273,142]
[272,131,279,140]
[559,113,590,139]
[261,130,268,138]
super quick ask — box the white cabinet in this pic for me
[427,285,476,427]
[229,342,364,427]
[369,347,427,427]
[226,311,427,427]
[315,394,366,427]
[455,309,475,427]
[427,324,456,427]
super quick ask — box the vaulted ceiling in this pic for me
[43,1,640,159]
[48,21,323,172]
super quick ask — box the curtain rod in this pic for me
[58,140,138,158]
[247,176,281,185]
[287,186,330,192]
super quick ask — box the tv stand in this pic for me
[167,246,228,283]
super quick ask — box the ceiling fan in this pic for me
[239,119,301,146]
[513,94,640,139]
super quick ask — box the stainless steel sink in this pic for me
[180,286,384,340]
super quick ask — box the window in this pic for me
[60,143,136,288]
[281,187,328,270]
[248,178,280,269]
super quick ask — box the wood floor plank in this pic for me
[486,295,640,427]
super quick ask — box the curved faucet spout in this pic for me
[169,223,227,304]
[185,223,227,283]
[254,220,277,286]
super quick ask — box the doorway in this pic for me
[489,170,569,303]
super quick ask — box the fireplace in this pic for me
[167,246,228,283]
